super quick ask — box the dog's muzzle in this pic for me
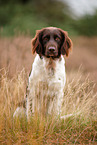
[47,46,57,56]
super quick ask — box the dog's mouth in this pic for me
[45,52,58,58]
[47,52,57,56]
[45,46,58,57]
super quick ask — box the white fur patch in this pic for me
[13,107,26,118]
[26,54,66,119]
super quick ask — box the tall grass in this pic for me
[0,68,97,144]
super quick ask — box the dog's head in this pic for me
[32,27,72,58]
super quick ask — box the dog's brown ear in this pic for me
[31,29,43,55]
[59,29,73,56]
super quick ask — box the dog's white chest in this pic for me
[29,55,66,95]
[27,55,66,116]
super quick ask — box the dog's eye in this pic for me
[55,37,60,41]
[43,37,49,41]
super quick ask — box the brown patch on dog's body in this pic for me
[45,57,56,75]
[46,57,56,69]
[18,99,26,108]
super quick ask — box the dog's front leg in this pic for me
[26,95,32,121]
[56,93,63,116]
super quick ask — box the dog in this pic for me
[13,27,72,120]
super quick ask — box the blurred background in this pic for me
[0,0,97,87]
[0,0,97,36]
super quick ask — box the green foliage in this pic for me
[72,12,97,36]
[0,1,97,36]
[0,5,15,26]
[0,1,75,37]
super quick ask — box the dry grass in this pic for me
[0,36,97,144]
[0,68,97,144]
[0,36,97,79]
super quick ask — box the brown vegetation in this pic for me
[0,36,97,144]
[0,68,96,144]
[0,36,97,81]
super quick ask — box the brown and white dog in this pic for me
[13,27,72,120]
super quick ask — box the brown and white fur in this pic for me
[13,27,73,120]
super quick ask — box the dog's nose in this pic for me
[48,46,55,52]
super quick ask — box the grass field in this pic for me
[0,36,97,144]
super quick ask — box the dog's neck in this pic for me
[46,57,55,76]
[42,56,62,76]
